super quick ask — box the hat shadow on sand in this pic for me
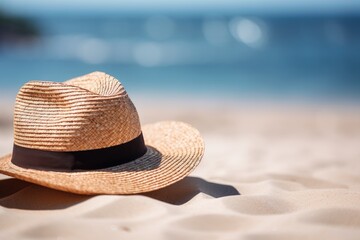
[0,177,240,210]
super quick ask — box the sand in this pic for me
[1,96,360,240]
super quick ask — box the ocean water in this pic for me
[1,13,360,103]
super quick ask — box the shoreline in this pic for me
[1,91,360,138]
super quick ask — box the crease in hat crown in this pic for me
[14,71,141,152]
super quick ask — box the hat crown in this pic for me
[13,72,142,151]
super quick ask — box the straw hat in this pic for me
[0,72,204,194]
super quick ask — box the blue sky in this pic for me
[2,0,360,15]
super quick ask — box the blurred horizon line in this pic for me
[2,1,360,18]
[2,9,360,19]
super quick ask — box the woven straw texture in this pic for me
[0,72,205,194]
[14,71,140,151]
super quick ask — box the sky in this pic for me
[1,0,360,15]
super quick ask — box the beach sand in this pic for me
[1,97,360,239]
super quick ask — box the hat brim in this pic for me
[0,121,204,195]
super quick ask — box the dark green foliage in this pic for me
[0,10,39,42]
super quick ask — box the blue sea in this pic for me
[1,13,360,103]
